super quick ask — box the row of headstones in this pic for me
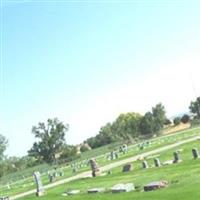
[0,197,9,200]
[71,159,90,173]
[138,141,151,150]
[48,168,64,183]
[64,183,135,196]
[122,148,200,172]
[107,144,128,161]
[33,147,197,197]
[153,148,200,168]
[64,180,168,196]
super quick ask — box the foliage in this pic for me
[0,134,8,160]
[191,118,200,127]
[28,118,69,164]
[152,103,166,132]
[189,97,200,118]
[140,103,166,135]
[173,117,181,126]
[87,113,142,148]
[139,112,155,135]
[164,118,172,126]
[181,114,190,124]
[59,144,78,163]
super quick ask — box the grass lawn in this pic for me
[19,138,200,200]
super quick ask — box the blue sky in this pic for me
[1,0,200,156]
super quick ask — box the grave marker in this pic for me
[192,148,199,159]
[122,163,132,172]
[33,171,45,197]
[89,159,100,177]
[173,151,181,163]
[154,158,161,167]
[142,160,149,169]
[111,183,134,193]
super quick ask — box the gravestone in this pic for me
[33,171,45,197]
[110,151,118,160]
[144,180,168,191]
[0,197,9,200]
[72,167,77,173]
[142,160,149,169]
[119,144,128,154]
[192,148,199,159]
[122,163,132,172]
[48,174,54,183]
[154,158,161,167]
[89,159,100,177]
[65,190,80,195]
[87,188,105,194]
[173,151,181,163]
[111,183,134,193]
[107,170,112,175]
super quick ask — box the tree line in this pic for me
[0,96,200,177]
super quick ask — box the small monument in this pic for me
[144,180,168,191]
[89,159,100,177]
[111,183,134,193]
[33,171,45,196]
[154,158,161,167]
[142,160,149,169]
[192,148,199,159]
[87,188,105,194]
[173,151,181,163]
[122,163,132,172]
[65,190,80,196]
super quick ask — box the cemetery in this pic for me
[1,127,200,200]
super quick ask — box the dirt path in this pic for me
[10,135,200,200]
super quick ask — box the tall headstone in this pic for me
[33,171,45,197]
[154,158,161,167]
[48,174,54,183]
[89,159,100,177]
[142,160,149,169]
[192,148,199,159]
[173,151,181,163]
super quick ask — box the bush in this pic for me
[181,114,190,124]
[191,119,200,127]
[173,117,181,126]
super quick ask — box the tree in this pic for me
[181,114,190,124]
[28,118,69,164]
[173,117,181,126]
[139,112,155,135]
[140,103,167,135]
[0,134,8,160]
[164,118,172,126]
[152,103,166,132]
[112,113,142,140]
[189,97,200,118]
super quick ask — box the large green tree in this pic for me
[112,113,142,140]
[87,113,142,148]
[28,118,69,164]
[140,103,166,135]
[152,103,166,132]
[189,97,200,118]
[0,134,8,160]
[139,112,155,135]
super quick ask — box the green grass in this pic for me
[20,138,200,200]
[1,126,200,197]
